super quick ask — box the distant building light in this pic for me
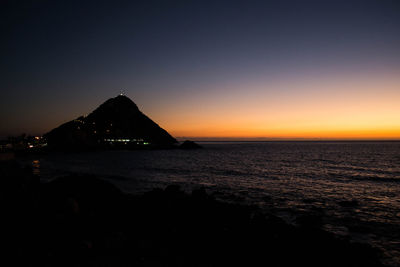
[104,138,146,144]
[29,145,34,148]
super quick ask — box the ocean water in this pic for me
[26,142,400,265]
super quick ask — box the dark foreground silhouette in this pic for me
[1,160,384,267]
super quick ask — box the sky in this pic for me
[1,0,400,140]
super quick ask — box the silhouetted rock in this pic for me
[296,213,324,228]
[45,95,177,150]
[3,163,386,267]
[192,187,208,201]
[179,140,202,149]
[338,199,359,208]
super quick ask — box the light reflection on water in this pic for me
[32,159,40,176]
[26,142,400,265]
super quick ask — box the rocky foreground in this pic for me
[1,160,384,267]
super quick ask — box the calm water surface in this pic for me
[25,142,400,266]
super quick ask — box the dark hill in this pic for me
[45,95,177,149]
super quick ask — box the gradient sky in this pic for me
[1,0,400,139]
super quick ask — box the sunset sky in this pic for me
[1,0,400,139]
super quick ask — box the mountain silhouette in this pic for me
[45,95,177,149]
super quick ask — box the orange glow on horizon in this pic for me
[170,128,400,140]
[150,72,400,140]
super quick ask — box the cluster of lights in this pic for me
[104,138,145,142]
[103,138,149,145]
[28,136,47,149]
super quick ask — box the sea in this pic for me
[22,141,400,266]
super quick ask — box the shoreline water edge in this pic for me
[1,159,388,267]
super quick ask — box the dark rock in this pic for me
[179,140,202,149]
[2,163,385,267]
[192,187,208,201]
[338,200,359,208]
[303,198,316,204]
[296,213,324,228]
[45,95,177,150]
[164,184,182,195]
[262,195,272,202]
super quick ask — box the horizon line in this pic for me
[176,137,400,142]
[1,134,399,142]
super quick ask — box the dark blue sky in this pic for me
[1,0,399,138]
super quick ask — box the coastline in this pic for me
[1,159,385,266]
